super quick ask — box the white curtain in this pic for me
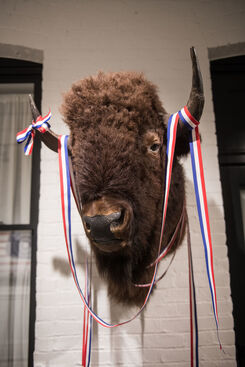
[0,94,32,224]
[0,230,31,367]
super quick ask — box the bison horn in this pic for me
[186,47,204,121]
[29,94,61,153]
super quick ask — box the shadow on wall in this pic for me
[52,237,146,365]
[53,239,91,276]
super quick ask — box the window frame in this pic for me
[0,57,42,367]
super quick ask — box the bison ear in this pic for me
[29,95,71,154]
[174,47,204,157]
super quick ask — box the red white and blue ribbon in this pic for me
[16,110,51,155]
[187,219,199,367]
[178,106,220,334]
[58,135,93,366]
[178,106,222,363]
[82,259,92,367]
[132,112,180,286]
[159,111,199,366]
[149,112,180,267]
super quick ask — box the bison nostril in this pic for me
[85,222,91,231]
[110,210,124,230]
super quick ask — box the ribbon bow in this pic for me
[16,110,52,155]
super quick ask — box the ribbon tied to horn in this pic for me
[16,110,52,155]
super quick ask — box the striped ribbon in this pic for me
[58,135,160,328]
[187,218,199,367]
[178,106,220,333]
[178,106,222,364]
[147,112,180,267]
[135,205,186,288]
[16,110,51,155]
[82,259,92,367]
[59,135,93,366]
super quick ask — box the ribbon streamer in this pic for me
[58,135,159,328]
[179,106,220,333]
[187,219,199,367]
[82,259,92,367]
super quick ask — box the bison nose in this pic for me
[83,211,122,243]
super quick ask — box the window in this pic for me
[0,58,42,367]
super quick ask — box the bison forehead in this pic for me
[61,71,167,132]
[70,124,164,204]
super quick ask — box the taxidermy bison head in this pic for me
[32,47,204,307]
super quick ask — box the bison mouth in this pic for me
[82,196,134,253]
[91,238,128,253]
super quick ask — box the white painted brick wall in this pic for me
[1,0,244,365]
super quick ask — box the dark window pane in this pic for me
[241,187,245,243]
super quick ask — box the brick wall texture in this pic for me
[1,0,245,365]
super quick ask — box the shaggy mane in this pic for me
[61,71,167,133]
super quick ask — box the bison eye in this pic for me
[149,143,160,152]
[143,131,161,156]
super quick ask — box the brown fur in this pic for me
[61,71,189,307]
